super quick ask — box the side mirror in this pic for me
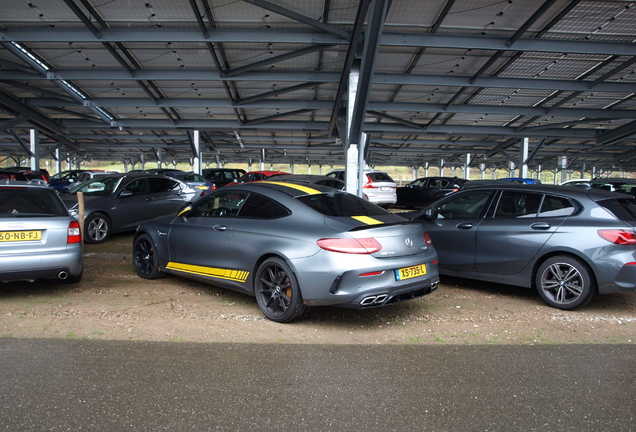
[119,190,133,197]
[177,205,192,219]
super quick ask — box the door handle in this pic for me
[213,225,227,231]
[530,222,551,230]
[456,222,473,230]
[145,197,155,201]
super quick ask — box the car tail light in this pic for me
[363,174,375,189]
[424,232,432,246]
[68,221,81,244]
[597,229,636,245]
[317,237,382,254]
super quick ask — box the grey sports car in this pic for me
[133,181,440,322]
[408,183,636,310]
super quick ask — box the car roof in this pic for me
[0,180,51,189]
[589,177,636,183]
[243,170,288,175]
[267,174,342,181]
[229,179,345,197]
[457,182,627,200]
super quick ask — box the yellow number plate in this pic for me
[0,230,42,242]
[395,264,427,281]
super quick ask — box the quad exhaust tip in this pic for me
[360,294,388,306]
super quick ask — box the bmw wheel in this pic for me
[85,212,110,244]
[254,257,307,323]
[536,255,595,310]
[133,234,166,279]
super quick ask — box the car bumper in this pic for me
[290,252,439,307]
[0,248,83,282]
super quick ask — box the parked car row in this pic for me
[2,170,635,323]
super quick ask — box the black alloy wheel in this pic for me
[254,257,307,323]
[133,234,166,279]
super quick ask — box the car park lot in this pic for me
[0,232,633,345]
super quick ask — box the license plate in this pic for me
[395,264,427,281]
[0,230,42,242]
[380,187,392,191]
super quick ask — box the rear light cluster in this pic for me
[317,232,433,254]
[68,221,82,244]
[597,229,636,245]
[317,237,382,254]
[362,174,374,189]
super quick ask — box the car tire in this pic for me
[254,257,307,323]
[536,255,595,310]
[85,212,110,244]
[133,234,166,279]
[61,268,83,284]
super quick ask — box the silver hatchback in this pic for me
[0,182,83,283]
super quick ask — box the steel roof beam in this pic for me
[31,97,629,120]
[23,70,634,94]
[60,118,605,139]
[236,82,325,105]
[327,0,370,137]
[4,28,636,56]
[224,44,337,78]
[240,0,350,40]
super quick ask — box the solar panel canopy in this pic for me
[0,0,635,174]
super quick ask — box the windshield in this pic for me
[68,176,123,196]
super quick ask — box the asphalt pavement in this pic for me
[1,339,634,431]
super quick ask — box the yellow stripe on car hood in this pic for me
[264,181,321,195]
[166,262,249,283]
[352,216,384,225]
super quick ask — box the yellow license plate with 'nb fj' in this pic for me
[0,230,42,242]
[395,264,427,281]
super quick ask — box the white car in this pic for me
[325,170,397,207]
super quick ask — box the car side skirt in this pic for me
[165,262,249,283]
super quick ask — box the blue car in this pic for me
[498,178,542,184]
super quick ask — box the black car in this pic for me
[395,177,467,208]
[202,168,246,188]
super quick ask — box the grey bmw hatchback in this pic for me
[133,181,439,322]
[408,183,636,310]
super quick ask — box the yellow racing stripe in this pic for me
[352,215,384,225]
[263,181,321,195]
[166,262,249,283]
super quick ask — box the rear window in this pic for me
[297,193,388,217]
[0,188,69,217]
[598,198,636,222]
[368,172,394,183]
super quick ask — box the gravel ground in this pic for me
[0,233,634,345]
